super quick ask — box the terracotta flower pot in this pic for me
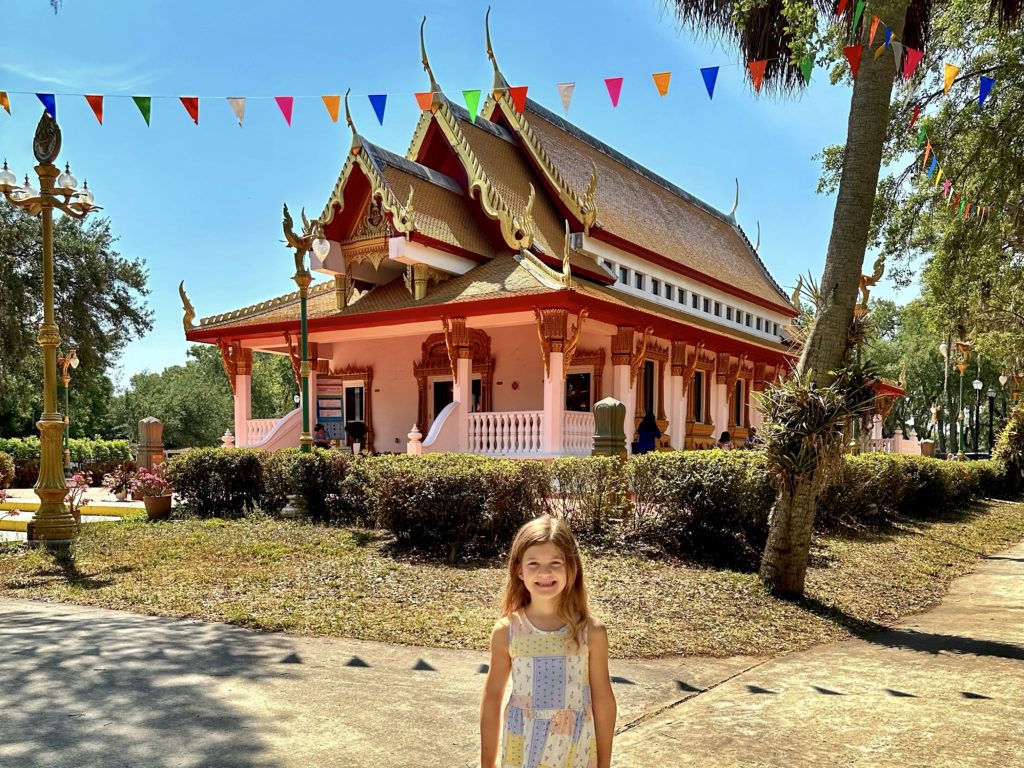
[115,489,128,502]
[143,494,172,520]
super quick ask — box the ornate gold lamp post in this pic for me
[282,204,330,453]
[954,333,972,459]
[0,112,99,544]
[57,347,79,471]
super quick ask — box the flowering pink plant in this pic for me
[66,471,92,516]
[102,462,136,494]
[131,464,173,497]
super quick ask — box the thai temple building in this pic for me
[182,22,799,457]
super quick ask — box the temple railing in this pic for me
[246,419,280,446]
[562,411,595,456]
[468,411,543,456]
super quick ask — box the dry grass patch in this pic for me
[1,501,1022,659]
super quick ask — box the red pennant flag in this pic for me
[964,203,971,220]
[748,60,768,92]
[837,0,849,15]
[869,16,881,45]
[85,94,104,124]
[903,47,924,79]
[507,86,528,113]
[275,96,294,126]
[909,104,921,130]
[414,91,433,111]
[843,45,863,79]
[180,97,199,125]
[604,77,624,107]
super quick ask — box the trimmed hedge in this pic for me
[166,448,266,519]
[0,437,133,488]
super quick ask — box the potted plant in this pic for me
[102,461,136,501]
[66,470,92,528]
[344,421,367,454]
[132,463,173,520]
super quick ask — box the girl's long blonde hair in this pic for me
[501,516,589,646]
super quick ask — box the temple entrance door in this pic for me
[430,378,482,426]
[565,372,592,412]
[642,360,656,417]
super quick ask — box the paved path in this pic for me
[1,542,1021,768]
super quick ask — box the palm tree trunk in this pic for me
[760,2,909,597]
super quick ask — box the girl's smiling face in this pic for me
[518,541,568,602]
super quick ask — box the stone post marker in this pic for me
[592,397,627,459]
[136,417,165,470]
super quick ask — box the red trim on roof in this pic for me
[409,232,491,264]
[870,380,906,398]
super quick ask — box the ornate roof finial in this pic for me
[728,178,739,219]
[344,87,354,131]
[178,280,196,332]
[485,6,508,96]
[420,17,440,93]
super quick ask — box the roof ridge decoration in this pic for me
[318,89,415,238]
[198,276,339,327]
[514,249,569,291]
[481,11,597,235]
[419,17,443,110]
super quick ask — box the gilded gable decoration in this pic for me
[611,326,634,366]
[629,326,654,388]
[283,332,319,391]
[178,280,196,332]
[414,325,494,428]
[533,307,588,378]
[216,340,252,395]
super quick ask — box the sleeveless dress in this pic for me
[501,610,596,768]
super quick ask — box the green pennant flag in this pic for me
[853,0,865,30]
[133,96,152,126]
[959,197,967,215]
[800,55,814,83]
[916,124,926,148]
[462,89,481,123]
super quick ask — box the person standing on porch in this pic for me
[635,411,661,455]
[716,431,734,450]
[480,516,616,768]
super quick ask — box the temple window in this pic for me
[678,288,687,305]
[691,292,699,309]
[733,379,744,426]
[745,313,752,327]
[773,322,780,336]
[619,266,629,284]
[756,317,763,331]
[634,272,645,290]
[702,297,711,313]
[565,372,592,412]
[726,306,734,321]
[664,284,674,301]
[651,278,660,296]
[714,301,722,317]
[692,371,705,423]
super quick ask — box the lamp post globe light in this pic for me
[0,113,100,545]
[999,373,1009,430]
[57,347,80,471]
[972,378,983,457]
[282,204,329,454]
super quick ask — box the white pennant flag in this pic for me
[227,97,246,127]
[557,82,575,115]
[891,40,904,71]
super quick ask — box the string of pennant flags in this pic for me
[0,2,1009,223]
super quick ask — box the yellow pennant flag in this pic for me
[944,63,960,94]
[322,95,341,123]
[934,168,943,187]
[651,72,671,97]
[874,44,886,60]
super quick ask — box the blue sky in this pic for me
[0,0,909,386]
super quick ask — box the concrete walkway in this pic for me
[1,542,1021,768]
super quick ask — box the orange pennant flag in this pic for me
[869,16,881,46]
[85,94,104,124]
[507,85,528,113]
[321,95,340,123]
[748,60,768,93]
[415,91,434,111]
[0,91,10,114]
[180,96,200,125]
[651,72,671,97]
[922,140,931,170]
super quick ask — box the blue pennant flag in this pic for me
[368,94,387,126]
[884,28,892,48]
[36,93,56,119]
[926,156,938,179]
[979,76,995,107]
[700,67,719,100]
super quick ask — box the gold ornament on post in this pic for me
[855,254,885,319]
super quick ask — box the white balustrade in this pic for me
[468,411,543,455]
[246,418,280,446]
[562,411,595,456]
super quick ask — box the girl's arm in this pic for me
[589,618,617,768]
[480,618,512,768]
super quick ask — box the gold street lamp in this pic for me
[57,347,80,471]
[282,204,330,453]
[0,112,99,545]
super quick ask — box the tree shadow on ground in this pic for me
[0,597,295,768]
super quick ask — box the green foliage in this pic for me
[993,399,1024,469]
[548,456,631,535]
[166,448,266,519]
[0,451,14,489]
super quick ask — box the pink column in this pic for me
[233,374,252,447]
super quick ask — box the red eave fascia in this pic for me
[870,380,906,398]
[409,231,490,264]
[589,228,798,318]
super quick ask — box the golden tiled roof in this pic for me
[520,100,792,309]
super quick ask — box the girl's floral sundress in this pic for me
[501,610,596,768]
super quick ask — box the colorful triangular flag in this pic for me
[922,140,931,169]
[36,93,56,119]
[916,125,927,148]
[415,91,434,111]
[944,63,960,94]
[275,96,294,126]
[934,167,943,187]
[748,60,767,93]
[903,47,923,79]
[227,97,246,127]
[909,103,921,130]
[180,97,199,125]
[368,94,387,125]
[84,95,103,124]
[874,44,886,60]
[964,202,971,220]
[701,66,720,99]
[853,0,865,30]
[926,156,938,179]
[604,77,624,107]
[885,28,893,48]
[869,16,881,46]
[837,0,849,15]
[799,55,813,83]
[508,85,528,113]
[133,96,152,126]
[556,82,575,115]
[0,92,9,115]
[943,178,951,198]
[463,89,481,122]
[322,95,341,123]
[844,45,864,79]
[892,40,904,70]
[651,72,671,97]
[979,76,995,106]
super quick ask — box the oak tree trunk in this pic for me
[759,2,909,597]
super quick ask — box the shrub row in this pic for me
[0,436,132,462]
[166,448,1011,563]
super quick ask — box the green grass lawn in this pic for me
[1,500,1022,658]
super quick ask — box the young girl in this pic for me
[480,516,616,768]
